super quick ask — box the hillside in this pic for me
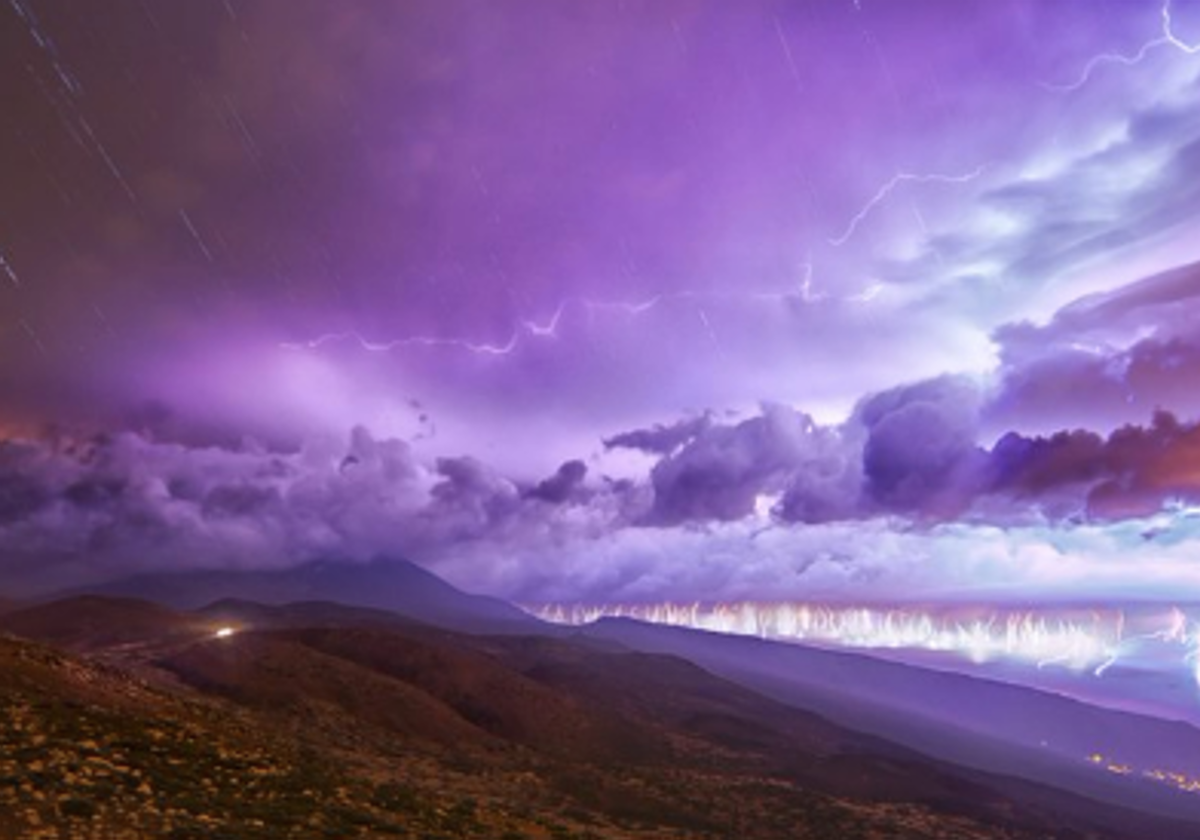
[2,597,1196,839]
[579,617,1200,824]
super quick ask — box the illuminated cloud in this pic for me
[2,1,1200,609]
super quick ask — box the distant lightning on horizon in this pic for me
[531,601,1200,683]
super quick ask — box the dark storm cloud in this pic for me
[526,459,588,504]
[857,376,984,516]
[3,0,1200,604]
[604,414,714,456]
[617,378,987,526]
[640,403,852,525]
[607,374,1200,529]
[987,260,1200,434]
[987,411,1200,521]
[1,395,1199,600]
[0,425,637,595]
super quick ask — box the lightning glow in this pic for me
[281,328,524,357]
[532,601,1200,679]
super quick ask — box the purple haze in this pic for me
[2,1,1200,606]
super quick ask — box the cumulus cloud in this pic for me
[606,377,990,527]
[604,414,713,456]
[633,403,858,525]
[604,371,1200,533]
[526,459,588,504]
[5,366,1200,603]
[988,411,1200,521]
[0,426,631,596]
[856,376,983,516]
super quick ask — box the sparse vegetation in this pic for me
[0,602,1152,839]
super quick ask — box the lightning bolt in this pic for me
[1042,0,1200,93]
[281,295,675,358]
[521,301,567,337]
[797,258,827,303]
[282,329,523,356]
[847,283,884,303]
[827,166,987,247]
[282,297,613,358]
[283,263,864,360]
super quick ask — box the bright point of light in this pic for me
[753,493,780,520]
[214,626,236,639]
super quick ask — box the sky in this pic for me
[4,0,1200,604]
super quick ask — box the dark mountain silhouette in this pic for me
[55,556,536,633]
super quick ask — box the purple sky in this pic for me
[3,0,1200,603]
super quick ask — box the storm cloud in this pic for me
[3,1,1200,606]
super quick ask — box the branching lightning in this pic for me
[282,328,523,357]
[280,295,661,358]
[827,166,987,247]
[1042,0,1200,93]
[282,270,844,360]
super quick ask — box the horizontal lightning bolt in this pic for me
[282,268,849,359]
[281,329,522,356]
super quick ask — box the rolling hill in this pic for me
[3,595,1198,838]
[579,616,1200,824]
